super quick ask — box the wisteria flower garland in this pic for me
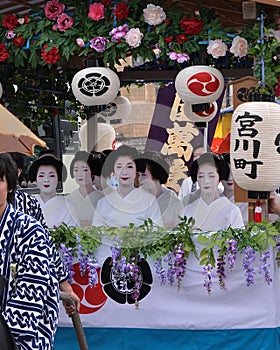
[110,239,142,309]
[60,243,75,283]
[173,242,187,290]
[259,251,272,285]
[216,251,226,289]
[203,264,214,295]
[242,246,256,287]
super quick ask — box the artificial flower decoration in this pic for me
[143,4,166,26]
[230,36,249,58]
[0,0,250,69]
[207,39,227,59]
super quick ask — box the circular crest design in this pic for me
[101,257,152,304]
[175,65,224,104]
[71,67,120,106]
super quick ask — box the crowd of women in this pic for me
[0,144,279,349]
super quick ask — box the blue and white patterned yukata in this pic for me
[0,203,60,350]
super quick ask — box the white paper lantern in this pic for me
[79,122,116,151]
[0,82,3,99]
[71,67,120,106]
[175,65,224,104]
[230,101,280,192]
[184,101,217,123]
[99,95,131,120]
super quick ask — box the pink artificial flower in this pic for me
[168,51,178,60]
[76,38,85,47]
[5,30,16,39]
[89,36,108,52]
[125,28,143,48]
[55,13,74,32]
[109,24,129,43]
[88,3,105,21]
[230,36,248,58]
[176,53,190,63]
[207,39,227,59]
[44,0,65,20]
[143,4,166,26]
[17,18,25,25]
[167,51,189,63]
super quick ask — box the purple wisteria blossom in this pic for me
[242,246,256,286]
[227,238,237,271]
[60,243,75,283]
[76,235,87,276]
[259,251,272,285]
[203,264,215,295]
[154,258,167,285]
[216,250,226,289]
[174,243,187,290]
[276,241,280,267]
[127,257,142,309]
[165,252,175,286]
[109,24,129,43]
[87,256,100,287]
[90,36,109,52]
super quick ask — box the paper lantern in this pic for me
[0,82,3,98]
[98,95,131,120]
[230,101,280,192]
[184,101,217,123]
[175,65,224,106]
[71,67,120,106]
[79,122,116,152]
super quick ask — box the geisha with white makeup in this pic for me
[183,153,244,232]
[29,154,79,228]
[66,151,104,227]
[92,145,163,228]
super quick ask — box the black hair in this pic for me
[102,145,145,176]
[29,154,67,183]
[70,151,103,178]
[9,152,25,170]
[190,152,230,183]
[140,151,169,184]
[222,153,230,164]
[0,153,18,204]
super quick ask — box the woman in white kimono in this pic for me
[92,145,163,228]
[138,151,184,228]
[0,153,59,349]
[29,154,78,228]
[66,151,104,227]
[183,153,244,232]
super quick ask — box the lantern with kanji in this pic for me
[175,65,224,111]
[230,101,280,193]
[71,67,120,106]
[184,101,217,123]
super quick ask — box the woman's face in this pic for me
[138,165,157,195]
[73,160,93,187]
[114,156,136,188]
[36,165,58,196]
[197,163,219,196]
